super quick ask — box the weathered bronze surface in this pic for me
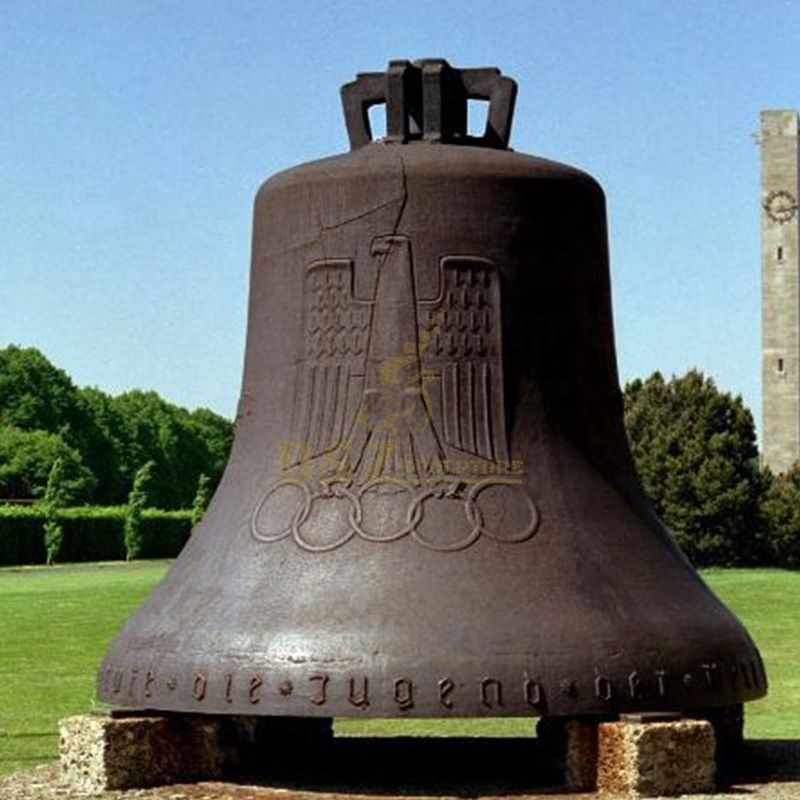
[98,59,767,718]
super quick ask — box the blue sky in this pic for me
[2,1,800,441]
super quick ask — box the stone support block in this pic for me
[59,711,229,794]
[596,718,716,796]
[59,711,334,794]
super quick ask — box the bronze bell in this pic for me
[98,59,766,720]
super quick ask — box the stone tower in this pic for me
[761,110,800,474]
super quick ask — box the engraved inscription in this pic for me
[101,656,745,712]
[249,676,263,704]
[701,662,718,687]
[523,677,543,706]
[439,677,455,709]
[193,673,207,702]
[348,677,369,707]
[144,670,155,699]
[309,674,329,706]
[594,675,612,701]
[480,678,503,708]
[393,678,414,710]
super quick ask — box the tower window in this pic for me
[777,245,784,261]
[778,358,785,373]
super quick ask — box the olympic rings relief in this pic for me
[250,478,539,553]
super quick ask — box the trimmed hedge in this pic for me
[0,506,193,566]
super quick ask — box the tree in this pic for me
[111,391,232,509]
[0,346,118,502]
[0,346,82,433]
[76,386,126,503]
[760,464,800,567]
[124,461,154,561]
[43,458,65,565]
[190,473,211,528]
[623,370,767,566]
[190,407,235,481]
[0,427,96,503]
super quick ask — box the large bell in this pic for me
[98,59,766,719]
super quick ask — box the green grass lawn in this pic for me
[0,564,796,775]
[0,561,170,775]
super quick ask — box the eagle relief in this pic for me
[251,235,538,552]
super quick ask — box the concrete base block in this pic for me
[596,718,716,796]
[59,711,227,793]
[59,711,332,794]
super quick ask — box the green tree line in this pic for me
[0,346,233,509]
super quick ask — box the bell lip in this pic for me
[96,646,767,719]
[96,692,768,720]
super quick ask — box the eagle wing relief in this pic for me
[254,239,538,552]
[418,256,510,472]
[284,259,372,470]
